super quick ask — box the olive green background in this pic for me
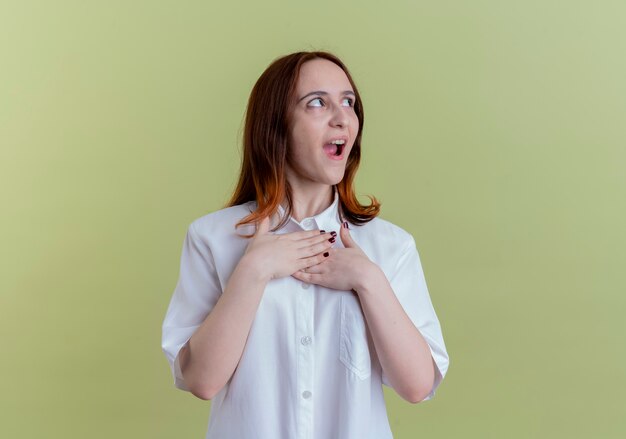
[1,0,624,438]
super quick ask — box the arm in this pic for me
[355,266,436,404]
[165,218,334,399]
[292,224,449,403]
[179,255,270,400]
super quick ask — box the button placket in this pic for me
[296,262,315,439]
[301,218,316,290]
[300,335,312,345]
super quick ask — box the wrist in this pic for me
[238,253,272,284]
[353,262,385,297]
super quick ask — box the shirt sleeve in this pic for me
[161,222,223,392]
[381,234,450,402]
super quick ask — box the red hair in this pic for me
[225,50,381,237]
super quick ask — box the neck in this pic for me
[281,185,335,222]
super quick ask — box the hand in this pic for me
[242,215,335,281]
[291,222,376,292]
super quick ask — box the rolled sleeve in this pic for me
[161,222,222,392]
[381,235,449,402]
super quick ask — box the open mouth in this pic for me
[323,141,346,159]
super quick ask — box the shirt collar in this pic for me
[275,187,343,233]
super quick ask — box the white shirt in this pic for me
[161,189,449,439]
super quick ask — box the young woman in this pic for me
[162,50,449,438]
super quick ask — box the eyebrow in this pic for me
[298,90,356,102]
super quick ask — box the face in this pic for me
[285,58,359,189]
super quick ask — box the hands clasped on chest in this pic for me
[242,216,377,293]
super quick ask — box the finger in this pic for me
[289,228,328,241]
[295,227,336,244]
[295,271,323,284]
[296,233,336,251]
[275,230,317,242]
[297,251,330,271]
[296,238,334,259]
[339,222,357,248]
[292,271,307,283]
[297,240,334,259]
[300,262,325,274]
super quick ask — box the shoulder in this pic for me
[177,202,256,278]
[351,216,417,271]
[357,216,415,248]
[189,201,257,238]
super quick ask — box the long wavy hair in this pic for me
[225,50,381,237]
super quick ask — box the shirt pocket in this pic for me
[339,293,372,379]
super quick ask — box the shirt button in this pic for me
[301,336,312,345]
[302,390,312,399]
[301,282,310,289]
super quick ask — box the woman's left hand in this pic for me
[291,223,376,292]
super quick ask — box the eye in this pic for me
[308,97,324,107]
[307,97,355,108]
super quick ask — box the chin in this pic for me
[326,174,346,186]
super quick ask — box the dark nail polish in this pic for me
[330,231,337,236]
[343,221,349,229]
[323,252,329,257]
[320,230,326,234]
[328,237,335,243]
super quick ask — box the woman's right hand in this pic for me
[242,215,335,281]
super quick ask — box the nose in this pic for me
[330,104,349,128]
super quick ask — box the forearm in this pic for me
[179,255,269,400]
[355,265,435,403]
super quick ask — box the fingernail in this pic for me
[328,237,335,243]
[343,221,349,229]
[323,252,329,257]
[330,231,337,236]
[320,229,326,234]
